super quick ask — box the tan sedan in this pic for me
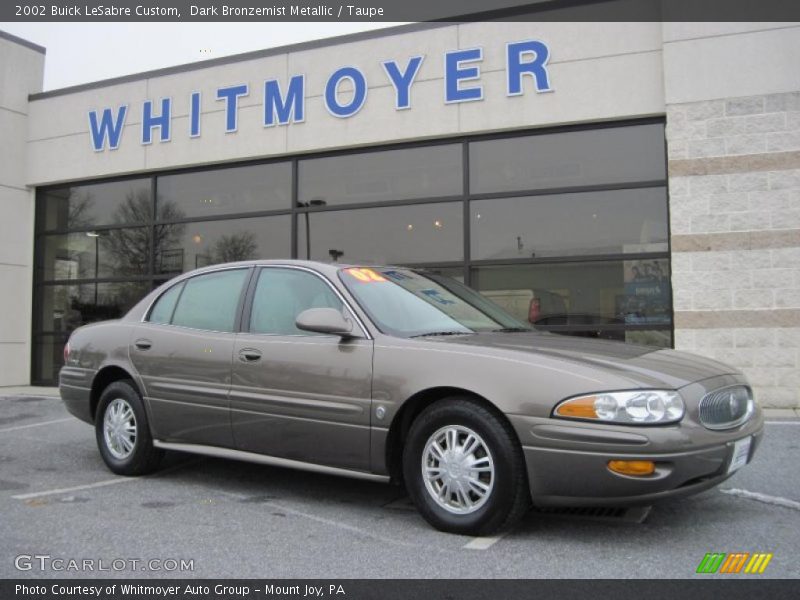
[60,261,763,534]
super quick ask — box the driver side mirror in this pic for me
[295,308,355,338]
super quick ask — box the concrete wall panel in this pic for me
[457,51,665,134]
[664,25,800,104]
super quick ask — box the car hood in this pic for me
[420,332,740,389]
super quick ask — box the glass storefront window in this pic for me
[470,124,666,194]
[40,229,150,280]
[514,328,672,347]
[297,203,463,264]
[33,122,672,383]
[299,145,462,206]
[157,162,291,220]
[33,335,68,384]
[625,330,672,348]
[39,281,150,334]
[472,259,672,329]
[470,187,668,260]
[154,215,291,274]
[38,178,152,231]
[420,267,465,283]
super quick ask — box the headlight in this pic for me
[553,390,684,425]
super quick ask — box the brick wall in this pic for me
[666,92,800,408]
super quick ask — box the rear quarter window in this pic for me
[147,282,184,324]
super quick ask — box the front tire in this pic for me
[403,397,530,535]
[95,379,163,476]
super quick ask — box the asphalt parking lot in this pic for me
[1,393,798,579]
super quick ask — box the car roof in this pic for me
[122,259,415,323]
[181,259,408,278]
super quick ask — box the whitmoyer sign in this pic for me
[87,39,553,151]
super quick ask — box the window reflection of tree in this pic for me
[66,189,96,230]
[192,231,260,269]
[53,192,261,329]
[103,190,186,276]
[61,282,147,332]
[213,231,258,263]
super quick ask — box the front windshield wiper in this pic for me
[492,327,531,333]
[409,331,473,338]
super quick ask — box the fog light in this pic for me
[608,460,655,476]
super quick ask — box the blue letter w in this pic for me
[88,105,128,151]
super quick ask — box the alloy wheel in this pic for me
[103,398,137,460]
[421,425,495,515]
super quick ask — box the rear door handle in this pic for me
[134,339,152,351]
[238,348,262,362]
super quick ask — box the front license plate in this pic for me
[727,436,752,474]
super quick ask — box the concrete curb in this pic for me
[762,408,800,419]
[0,386,60,398]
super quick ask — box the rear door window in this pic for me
[171,269,248,332]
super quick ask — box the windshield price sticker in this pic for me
[345,268,387,283]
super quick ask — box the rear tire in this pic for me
[403,397,530,535]
[95,379,163,476]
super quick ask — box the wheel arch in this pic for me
[384,386,521,483]
[90,364,141,422]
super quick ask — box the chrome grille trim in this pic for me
[698,385,754,431]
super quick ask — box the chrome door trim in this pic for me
[152,440,389,483]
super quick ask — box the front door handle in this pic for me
[238,348,262,362]
[134,339,152,351]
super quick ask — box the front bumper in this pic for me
[519,430,763,506]
[508,375,765,506]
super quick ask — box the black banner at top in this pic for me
[2,0,800,22]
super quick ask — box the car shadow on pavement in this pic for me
[149,449,749,543]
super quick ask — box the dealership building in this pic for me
[0,21,798,406]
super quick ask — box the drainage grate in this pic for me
[532,505,652,523]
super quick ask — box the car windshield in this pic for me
[339,267,529,338]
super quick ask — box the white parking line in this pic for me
[720,488,800,511]
[764,421,800,425]
[11,476,136,500]
[268,501,423,548]
[0,417,73,433]
[11,459,201,501]
[463,534,507,550]
[218,491,422,549]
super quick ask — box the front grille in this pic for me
[698,385,754,430]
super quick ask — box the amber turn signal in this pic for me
[607,460,656,476]
[553,396,598,418]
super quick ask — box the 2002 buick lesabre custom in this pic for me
[60,260,763,535]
